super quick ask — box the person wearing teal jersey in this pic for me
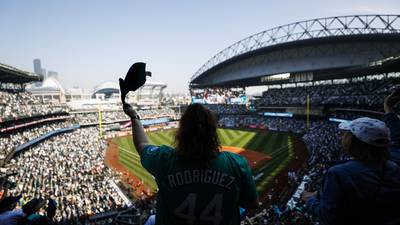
[123,103,258,225]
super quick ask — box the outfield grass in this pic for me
[113,128,293,193]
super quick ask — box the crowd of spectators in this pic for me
[191,87,247,104]
[205,104,249,115]
[0,121,73,164]
[329,110,382,120]
[4,127,128,224]
[136,108,177,120]
[218,115,325,134]
[161,93,191,106]
[0,91,69,123]
[73,111,128,124]
[257,78,397,109]
[244,120,346,224]
[301,123,346,192]
[73,108,178,124]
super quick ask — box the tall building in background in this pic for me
[33,59,42,75]
[33,58,47,80]
[42,68,46,79]
[47,70,58,80]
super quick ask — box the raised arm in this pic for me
[123,104,149,155]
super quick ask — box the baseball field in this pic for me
[107,128,294,195]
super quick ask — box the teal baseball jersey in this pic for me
[141,145,258,225]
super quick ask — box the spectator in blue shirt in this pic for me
[302,117,400,225]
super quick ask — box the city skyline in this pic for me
[1,0,399,93]
[32,58,59,81]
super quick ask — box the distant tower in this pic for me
[47,70,59,80]
[33,58,46,80]
[33,59,42,75]
[42,68,47,79]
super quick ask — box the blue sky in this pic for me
[1,0,399,93]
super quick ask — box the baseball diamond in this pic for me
[105,128,294,197]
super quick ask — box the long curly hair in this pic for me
[175,103,220,161]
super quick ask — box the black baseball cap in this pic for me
[119,62,151,104]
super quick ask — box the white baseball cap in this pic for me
[339,117,390,147]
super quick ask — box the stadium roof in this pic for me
[190,15,400,87]
[93,81,119,94]
[27,77,65,93]
[0,62,41,83]
[92,81,120,98]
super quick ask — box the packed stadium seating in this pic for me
[218,115,324,134]
[0,87,177,223]
[190,87,246,104]
[73,108,178,124]
[204,104,249,114]
[73,111,128,124]
[6,127,127,224]
[0,91,69,122]
[0,121,73,163]
[136,108,177,120]
[257,78,399,109]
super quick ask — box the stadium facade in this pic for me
[190,15,400,88]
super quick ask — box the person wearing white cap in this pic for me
[302,117,400,225]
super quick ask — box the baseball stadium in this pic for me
[107,128,295,194]
[1,10,400,225]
